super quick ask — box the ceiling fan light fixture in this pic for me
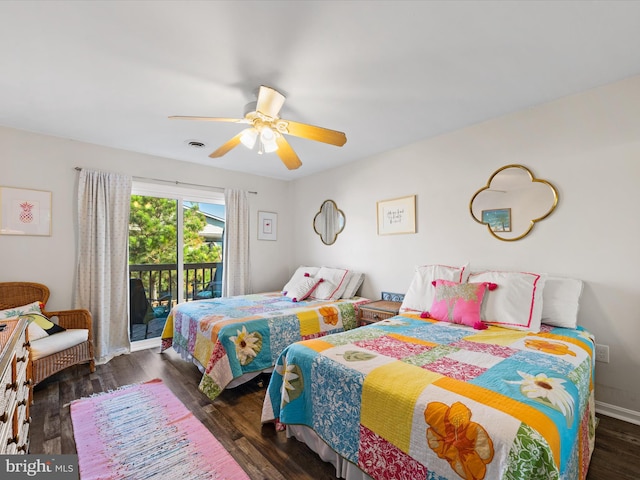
[170,85,346,170]
[239,127,258,149]
[260,127,278,153]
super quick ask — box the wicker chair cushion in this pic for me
[30,329,89,361]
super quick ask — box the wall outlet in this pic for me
[595,344,610,363]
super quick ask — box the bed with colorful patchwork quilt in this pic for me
[261,313,596,480]
[160,292,369,400]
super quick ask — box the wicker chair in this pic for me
[0,282,95,385]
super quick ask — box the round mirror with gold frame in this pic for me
[313,199,345,245]
[470,164,558,241]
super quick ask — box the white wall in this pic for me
[2,75,639,420]
[0,127,295,306]
[290,75,640,417]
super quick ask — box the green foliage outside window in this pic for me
[129,195,222,300]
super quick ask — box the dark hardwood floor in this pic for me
[29,348,640,480]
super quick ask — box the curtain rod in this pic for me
[74,167,257,194]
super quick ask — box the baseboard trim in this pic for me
[595,401,640,426]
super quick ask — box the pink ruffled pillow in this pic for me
[421,279,497,330]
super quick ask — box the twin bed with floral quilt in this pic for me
[261,264,595,480]
[161,289,368,400]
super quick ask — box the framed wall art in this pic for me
[377,194,416,235]
[257,211,277,241]
[0,187,52,236]
[481,208,511,232]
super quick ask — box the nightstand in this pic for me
[359,300,402,326]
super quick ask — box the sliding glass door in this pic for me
[128,182,225,346]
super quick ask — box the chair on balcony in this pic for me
[193,267,223,300]
[153,292,172,318]
[130,278,172,339]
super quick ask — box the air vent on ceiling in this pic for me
[185,139,207,149]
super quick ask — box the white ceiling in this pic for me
[2,1,640,181]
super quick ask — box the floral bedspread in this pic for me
[160,292,368,400]
[262,313,596,480]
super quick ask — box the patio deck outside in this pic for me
[129,261,221,341]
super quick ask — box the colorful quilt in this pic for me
[262,313,596,480]
[161,292,368,401]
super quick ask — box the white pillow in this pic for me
[541,276,583,329]
[285,277,322,302]
[400,263,470,313]
[342,271,365,298]
[312,267,350,301]
[0,300,42,319]
[282,266,320,294]
[469,270,547,332]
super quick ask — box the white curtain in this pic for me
[223,189,251,296]
[75,168,132,364]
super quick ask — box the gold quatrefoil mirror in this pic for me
[470,164,558,241]
[313,199,345,245]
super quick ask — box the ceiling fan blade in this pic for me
[209,133,243,158]
[256,86,286,119]
[279,119,347,147]
[169,116,248,123]
[275,135,302,170]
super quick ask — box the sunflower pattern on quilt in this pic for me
[262,314,596,480]
[159,293,366,401]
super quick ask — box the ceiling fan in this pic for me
[169,85,347,170]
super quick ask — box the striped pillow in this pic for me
[312,267,350,301]
[468,270,546,332]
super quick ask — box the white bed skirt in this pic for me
[287,425,373,480]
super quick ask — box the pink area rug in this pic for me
[70,378,250,480]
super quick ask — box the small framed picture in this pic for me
[257,211,277,241]
[377,195,416,235]
[0,187,52,236]
[481,208,511,232]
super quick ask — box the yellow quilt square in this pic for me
[298,310,321,337]
[361,361,442,453]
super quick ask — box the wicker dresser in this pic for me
[0,318,32,454]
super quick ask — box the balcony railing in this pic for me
[129,262,222,307]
